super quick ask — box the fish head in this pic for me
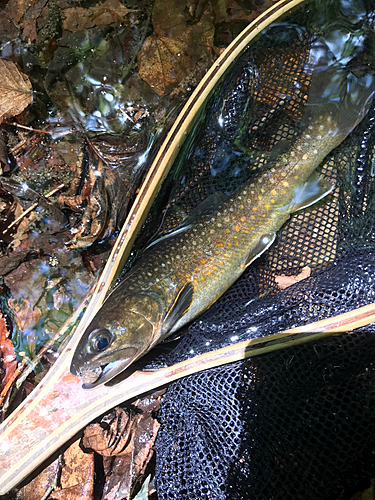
[70,291,164,388]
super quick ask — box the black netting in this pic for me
[149,1,375,498]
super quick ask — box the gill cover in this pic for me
[70,291,164,388]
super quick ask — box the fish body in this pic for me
[71,75,375,388]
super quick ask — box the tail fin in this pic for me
[305,65,375,136]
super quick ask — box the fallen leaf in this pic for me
[8,297,42,333]
[275,266,312,290]
[19,438,95,500]
[63,0,131,33]
[138,0,216,96]
[82,393,163,500]
[0,59,33,124]
[83,407,139,457]
[138,35,190,96]
[0,311,17,396]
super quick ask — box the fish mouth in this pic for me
[76,347,139,389]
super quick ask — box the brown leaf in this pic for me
[8,297,42,334]
[138,35,190,96]
[83,407,138,457]
[20,438,95,500]
[102,413,160,500]
[82,394,162,500]
[275,266,312,290]
[0,59,33,124]
[0,311,16,395]
[138,0,215,96]
[63,0,131,33]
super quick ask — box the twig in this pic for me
[0,359,27,407]
[4,122,52,135]
[3,183,65,234]
[85,136,113,170]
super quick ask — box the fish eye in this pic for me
[89,328,113,352]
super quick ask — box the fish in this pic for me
[71,69,375,388]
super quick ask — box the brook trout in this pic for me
[71,72,375,388]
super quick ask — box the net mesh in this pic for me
[146,1,375,498]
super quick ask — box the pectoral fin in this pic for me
[292,172,334,212]
[161,282,194,335]
[245,233,276,267]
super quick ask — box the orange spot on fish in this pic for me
[182,279,186,284]
[200,259,207,265]
[186,274,191,279]
[227,243,232,247]
[224,253,229,258]
[218,242,223,248]
[271,189,277,196]
[235,241,239,246]
[250,215,255,220]
[271,199,275,203]
[201,276,205,282]
[240,216,246,222]
[212,266,217,271]
[199,250,203,254]
[234,225,241,232]
[224,229,230,234]
[282,181,289,187]
[265,204,270,210]
[252,207,258,212]
[207,270,211,275]
[244,230,249,234]
[250,226,254,230]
